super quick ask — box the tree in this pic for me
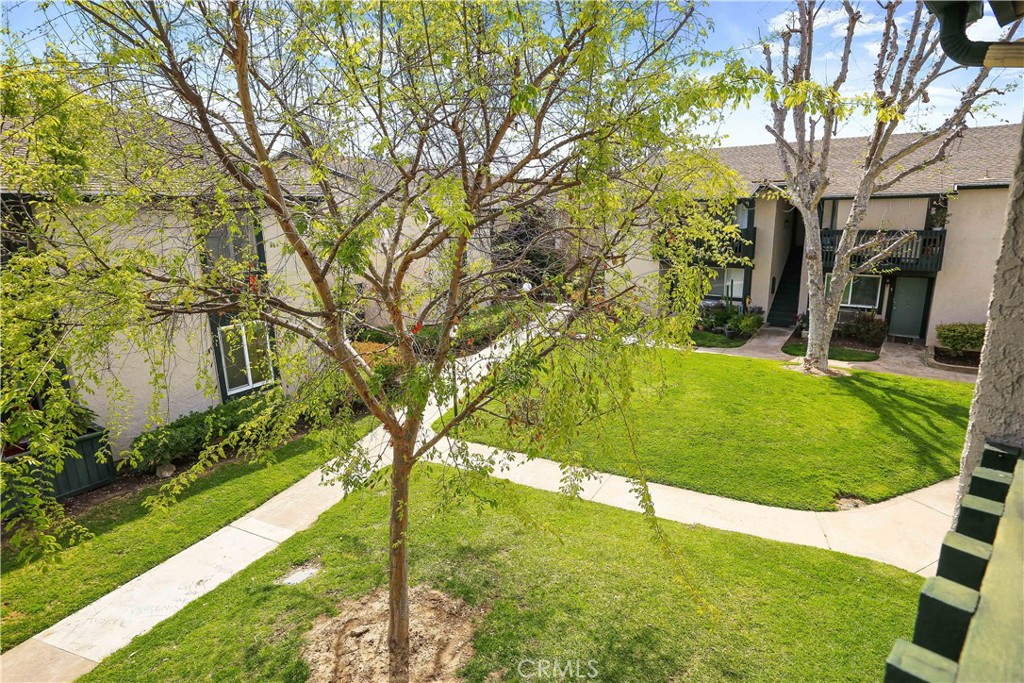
[4,2,749,678]
[490,208,565,292]
[761,0,1017,374]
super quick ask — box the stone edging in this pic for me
[926,348,980,375]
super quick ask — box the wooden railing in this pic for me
[821,229,946,272]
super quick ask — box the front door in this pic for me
[889,277,929,338]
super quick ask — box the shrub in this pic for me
[936,323,985,356]
[737,312,764,337]
[128,394,268,471]
[456,304,517,349]
[352,326,393,344]
[838,312,888,346]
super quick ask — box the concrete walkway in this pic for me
[699,326,976,383]
[459,441,956,576]
[695,325,792,361]
[0,327,960,681]
[859,340,977,383]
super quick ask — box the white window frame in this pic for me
[217,322,274,395]
[708,266,745,301]
[825,273,881,310]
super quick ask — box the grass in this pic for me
[450,351,972,510]
[0,416,376,651]
[690,329,748,348]
[782,342,880,362]
[80,466,921,683]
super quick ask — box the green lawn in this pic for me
[690,329,748,348]
[452,351,972,510]
[0,417,376,651]
[782,342,880,362]
[80,467,920,683]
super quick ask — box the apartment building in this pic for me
[701,123,1019,346]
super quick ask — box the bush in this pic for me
[456,304,517,349]
[936,323,985,356]
[128,394,268,471]
[838,312,888,346]
[352,326,393,344]
[353,304,517,358]
[737,312,764,337]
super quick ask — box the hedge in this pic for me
[935,323,985,356]
[128,394,268,471]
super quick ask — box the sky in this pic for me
[3,0,1022,148]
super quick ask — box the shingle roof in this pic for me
[1,114,330,199]
[715,123,1021,198]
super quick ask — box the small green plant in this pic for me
[737,311,764,337]
[936,323,985,356]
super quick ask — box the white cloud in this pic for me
[966,16,1004,42]
[767,6,848,36]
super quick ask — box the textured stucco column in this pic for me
[953,123,1024,523]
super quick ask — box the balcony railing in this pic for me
[821,229,946,272]
[693,226,756,266]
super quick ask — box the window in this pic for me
[734,201,752,230]
[826,274,881,309]
[204,215,258,269]
[925,195,949,229]
[217,321,274,395]
[709,267,745,300]
[819,199,839,230]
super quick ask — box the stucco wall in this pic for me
[749,198,778,310]
[834,197,930,229]
[928,187,1009,345]
[83,314,220,457]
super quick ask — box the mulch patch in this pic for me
[932,348,980,368]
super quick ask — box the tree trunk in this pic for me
[799,209,837,374]
[803,288,843,374]
[388,435,414,683]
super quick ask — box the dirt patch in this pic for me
[835,495,867,510]
[784,363,850,377]
[932,348,980,368]
[785,331,881,355]
[302,585,484,683]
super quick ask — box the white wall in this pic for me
[928,188,1009,345]
[834,197,930,230]
[749,198,778,310]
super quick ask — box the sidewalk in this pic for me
[457,441,956,575]
[0,328,961,681]
[700,326,976,383]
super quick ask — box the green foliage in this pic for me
[696,302,763,338]
[127,394,271,471]
[2,0,757,565]
[737,311,765,337]
[936,323,985,356]
[838,312,889,347]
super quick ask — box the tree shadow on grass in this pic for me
[835,372,969,478]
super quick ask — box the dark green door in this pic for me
[890,277,929,338]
